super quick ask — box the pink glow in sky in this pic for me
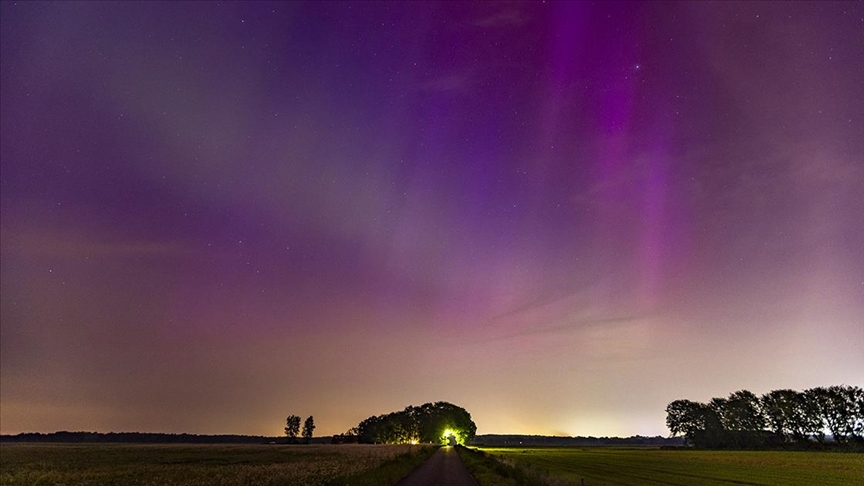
[1,1,862,438]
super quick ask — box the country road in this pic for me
[396,446,479,486]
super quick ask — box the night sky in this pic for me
[1,1,862,438]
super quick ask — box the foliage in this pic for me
[285,415,301,442]
[721,390,765,432]
[808,385,864,443]
[761,389,821,442]
[665,399,707,441]
[302,416,316,444]
[665,385,864,449]
[356,401,477,445]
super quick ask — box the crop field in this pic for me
[480,447,864,486]
[0,443,434,485]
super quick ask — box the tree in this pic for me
[849,386,864,440]
[284,415,301,443]
[667,397,753,448]
[810,385,864,442]
[415,401,477,445]
[807,387,841,443]
[356,401,476,445]
[761,389,798,442]
[723,390,765,432]
[302,416,315,444]
[761,389,820,443]
[668,385,860,449]
[666,399,708,444]
[357,414,384,444]
[721,390,767,448]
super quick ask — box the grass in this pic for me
[456,445,547,486]
[6,442,862,485]
[478,447,864,486]
[0,443,435,485]
[329,445,437,485]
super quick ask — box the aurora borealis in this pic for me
[1,1,862,437]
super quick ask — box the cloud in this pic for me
[473,280,649,344]
[486,314,644,344]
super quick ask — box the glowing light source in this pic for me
[441,428,461,445]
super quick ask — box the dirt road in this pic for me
[396,446,479,486]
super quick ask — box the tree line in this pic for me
[284,415,315,444]
[666,385,864,449]
[346,401,476,445]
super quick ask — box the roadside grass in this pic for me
[0,443,432,486]
[480,447,864,486]
[328,445,437,485]
[456,445,555,486]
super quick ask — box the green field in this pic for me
[0,443,434,486]
[478,447,864,486]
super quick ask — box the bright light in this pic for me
[409,439,419,445]
[441,428,461,445]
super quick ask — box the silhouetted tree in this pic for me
[665,399,707,445]
[761,389,797,441]
[668,397,761,448]
[809,385,864,443]
[761,389,820,442]
[284,415,301,443]
[693,405,727,448]
[724,390,765,432]
[719,390,767,448]
[356,401,476,445]
[302,416,315,444]
[850,386,864,441]
[415,401,476,444]
[357,414,384,444]
[806,387,835,443]
[667,385,861,449]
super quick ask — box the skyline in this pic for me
[1,1,862,438]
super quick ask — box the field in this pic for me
[5,443,864,486]
[479,447,864,486]
[0,443,434,486]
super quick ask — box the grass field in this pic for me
[0,443,435,485]
[479,447,864,486]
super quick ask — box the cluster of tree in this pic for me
[353,401,476,445]
[284,415,315,444]
[0,432,276,444]
[666,385,864,449]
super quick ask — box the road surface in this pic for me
[396,446,479,486]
